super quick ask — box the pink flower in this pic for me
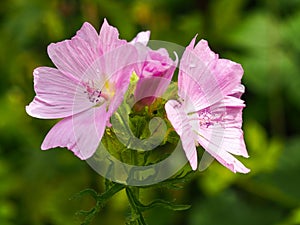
[165,37,250,173]
[131,32,178,109]
[26,19,137,159]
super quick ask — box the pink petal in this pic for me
[130,31,151,45]
[179,38,244,112]
[132,43,149,76]
[134,50,178,106]
[41,105,108,159]
[98,19,127,54]
[197,124,249,173]
[26,67,93,119]
[48,23,99,79]
[165,100,198,170]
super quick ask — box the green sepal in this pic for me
[70,188,98,201]
[130,71,139,85]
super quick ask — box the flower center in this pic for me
[85,80,116,106]
[88,89,106,104]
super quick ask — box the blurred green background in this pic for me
[1,0,300,224]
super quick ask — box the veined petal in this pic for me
[76,22,99,50]
[77,43,136,84]
[206,147,249,173]
[26,67,93,119]
[197,124,249,173]
[98,19,127,54]
[207,95,245,128]
[181,130,198,170]
[105,45,138,116]
[188,38,217,67]
[102,44,137,87]
[179,38,244,111]
[198,124,248,157]
[134,76,172,102]
[165,100,198,170]
[41,105,108,159]
[48,23,99,79]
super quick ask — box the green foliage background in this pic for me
[1,0,300,224]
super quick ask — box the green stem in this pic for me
[126,187,147,225]
[98,182,125,203]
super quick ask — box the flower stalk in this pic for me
[126,187,147,225]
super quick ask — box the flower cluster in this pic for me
[26,19,249,173]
